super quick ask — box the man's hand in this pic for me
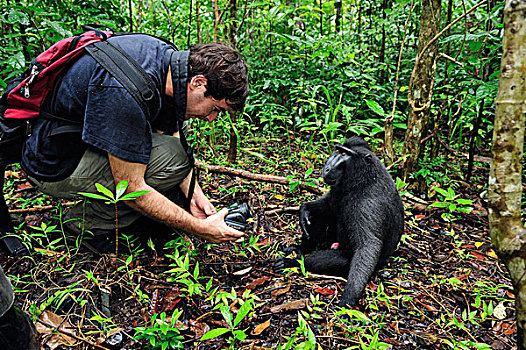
[197,208,244,243]
[190,185,216,219]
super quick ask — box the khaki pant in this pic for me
[28,133,191,231]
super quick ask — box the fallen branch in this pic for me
[196,160,326,195]
[308,273,347,283]
[8,201,79,214]
[265,206,300,215]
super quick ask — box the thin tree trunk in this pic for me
[137,0,143,29]
[401,0,442,181]
[430,0,453,159]
[378,0,388,85]
[128,0,133,31]
[187,0,193,47]
[384,0,415,166]
[213,0,219,42]
[488,1,526,348]
[227,0,238,164]
[357,3,362,54]
[196,0,201,43]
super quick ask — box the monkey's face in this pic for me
[323,149,350,186]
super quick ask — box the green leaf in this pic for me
[234,300,252,327]
[220,304,233,328]
[95,183,115,200]
[433,187,451,199]
[233,329,247,341]
[193,262,200,279]
[429,202,449,208]
[241,148,277,166]
[365,100,385,116]
[119,191,150,201]
[200,328,230,340]
[115,180,129,199]
[77,192,111,201]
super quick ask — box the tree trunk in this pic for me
[187,0,193,48]
[430,0,453,159]
[488,1,526,348]
[227,0,238,164]
[357,3,362,54]
[384,0,415,166]
[196,0,201,44]
[401,0,441,181]
[128,0,133,31]
[378,0,388,85]
[213,0,219,43]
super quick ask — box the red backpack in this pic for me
[4,28,113,120]
[0,25,160,167]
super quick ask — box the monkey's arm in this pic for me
[299,195,337,253]
[340,240,382,307]
[340,201,385,307]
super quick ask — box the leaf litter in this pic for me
[0,142,517,349]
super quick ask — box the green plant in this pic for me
[133,310,185,350]
[165,250,206,297]
[287,167,320,193]
[278,312,317,350]
[201,298,255,349]
[78,180,149,255]
[430,187,474,222]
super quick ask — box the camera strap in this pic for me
[178,119,195,210]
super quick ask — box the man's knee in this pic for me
[146,134,191,191]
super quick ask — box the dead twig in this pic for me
[265,206,300,215]
[36,318,110,350]
[308,273,347,283]
[8,201,79,214]
[196,160,326,195]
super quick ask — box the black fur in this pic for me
[276,136,404,307]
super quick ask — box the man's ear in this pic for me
[189,75,207,90]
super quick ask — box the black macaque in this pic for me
[276,136,404,307]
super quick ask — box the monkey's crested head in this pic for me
[323,136,377,188]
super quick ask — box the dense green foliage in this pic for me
[1,0,502,173]
[0,1,517,348]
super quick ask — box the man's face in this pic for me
[186,75,231,122]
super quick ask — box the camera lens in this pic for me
[238,203,253,218]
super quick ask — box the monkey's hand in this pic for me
[299,204,312,240]
[273,257,301,272]
[282,245,302,257]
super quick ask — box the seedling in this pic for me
[78,180,149,255]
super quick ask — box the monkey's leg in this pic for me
[303,249,352,277]
[340,241,383,307]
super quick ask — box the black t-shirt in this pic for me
[22,34,179,181]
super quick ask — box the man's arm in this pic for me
[108,153,244,243]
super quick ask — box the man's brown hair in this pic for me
[189,43,249,112]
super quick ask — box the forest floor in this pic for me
[0,136,517,350]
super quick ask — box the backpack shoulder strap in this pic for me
[84,40,159,121]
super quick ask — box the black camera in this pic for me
[224,203,253,232]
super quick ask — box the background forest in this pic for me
[0,0,522,349]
